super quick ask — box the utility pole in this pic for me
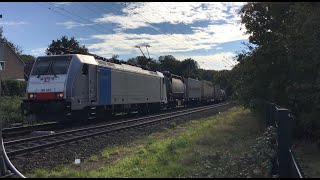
[145,44,151,60]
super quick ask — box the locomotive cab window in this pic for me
[82,63,89,76]
[31,55,72,75]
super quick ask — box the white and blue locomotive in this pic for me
[21,54,225,122]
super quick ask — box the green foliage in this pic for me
[20,54,36,63]
[1,80,27,96]
[89,155,99,162]
[0,96,24,125]
[46,35,89,55]
[234,2,320,138]
[158,55,181,75]
[28,107,270,178]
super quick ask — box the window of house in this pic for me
[0,61,5,71]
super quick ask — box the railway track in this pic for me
[2,122,59,139]
[2,106,187,139]
[4,102,230,158]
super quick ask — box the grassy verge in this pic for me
[28,106,275,178]
[294,141,320,177]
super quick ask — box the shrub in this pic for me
[1,80,27,96]
[0,96,24,125]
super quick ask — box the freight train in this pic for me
[21,54,226,122]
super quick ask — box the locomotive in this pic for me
[21,54,226,122]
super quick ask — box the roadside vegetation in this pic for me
[294,141,320,178]
[0,80,27,126]
[0,96,25,126]
[28,106,277,178]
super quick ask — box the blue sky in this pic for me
[0,2,249,70]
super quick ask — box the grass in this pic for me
[88,155,99,162]
[28,106,268,178]
[294,140,320,177]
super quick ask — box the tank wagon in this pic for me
[21,54,226,122]
[162,71,186,109]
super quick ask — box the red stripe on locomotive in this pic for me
[27,92,64,100]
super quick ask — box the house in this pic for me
[0,42,25,81]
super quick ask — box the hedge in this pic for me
[1,80,27,96]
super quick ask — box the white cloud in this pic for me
[175,52,238,71]
[85,21,247,60]
[52,2,72,6]
[191,23,248,43]
[95,2,245,30]
[0,21,28,26]
[56,21,96,29]
[31,47,46,57]
[70,2,247,70]
[77,38,92,41]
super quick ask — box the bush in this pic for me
[1,80,27,96]
[0,96,25,126]
[297,110,320,140]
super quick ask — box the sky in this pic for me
[0,2,249,70]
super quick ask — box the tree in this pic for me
[0,27,23,55]
[158,55,181,75]
[126,56,160,71]
[46,35,89,55]
[111,54,119,61]
[6,40,23,55]
[234,2,320,139]
[180,58,199,78]
[20,54,36,63]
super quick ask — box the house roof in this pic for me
[3,42,26,65]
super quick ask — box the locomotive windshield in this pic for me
[31,55,72,75]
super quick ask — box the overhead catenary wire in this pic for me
[160,2,204,41]
[119,2,214,68]
[38,2,137,49]
[140,3,234,67]
[160,2,236,68]
[46,2,137,47]
[119,2,196,51]
[78,2,143,48]
[145,2,199,43]
[34,2,100,38]
[35,2,235,70]
[82,2,156,60]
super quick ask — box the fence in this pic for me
[0,128,25,178]
[265,102,304,178]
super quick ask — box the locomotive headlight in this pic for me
[29,94,34,98]
[57,93,64,98]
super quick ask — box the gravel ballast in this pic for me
[8,102,236,175]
